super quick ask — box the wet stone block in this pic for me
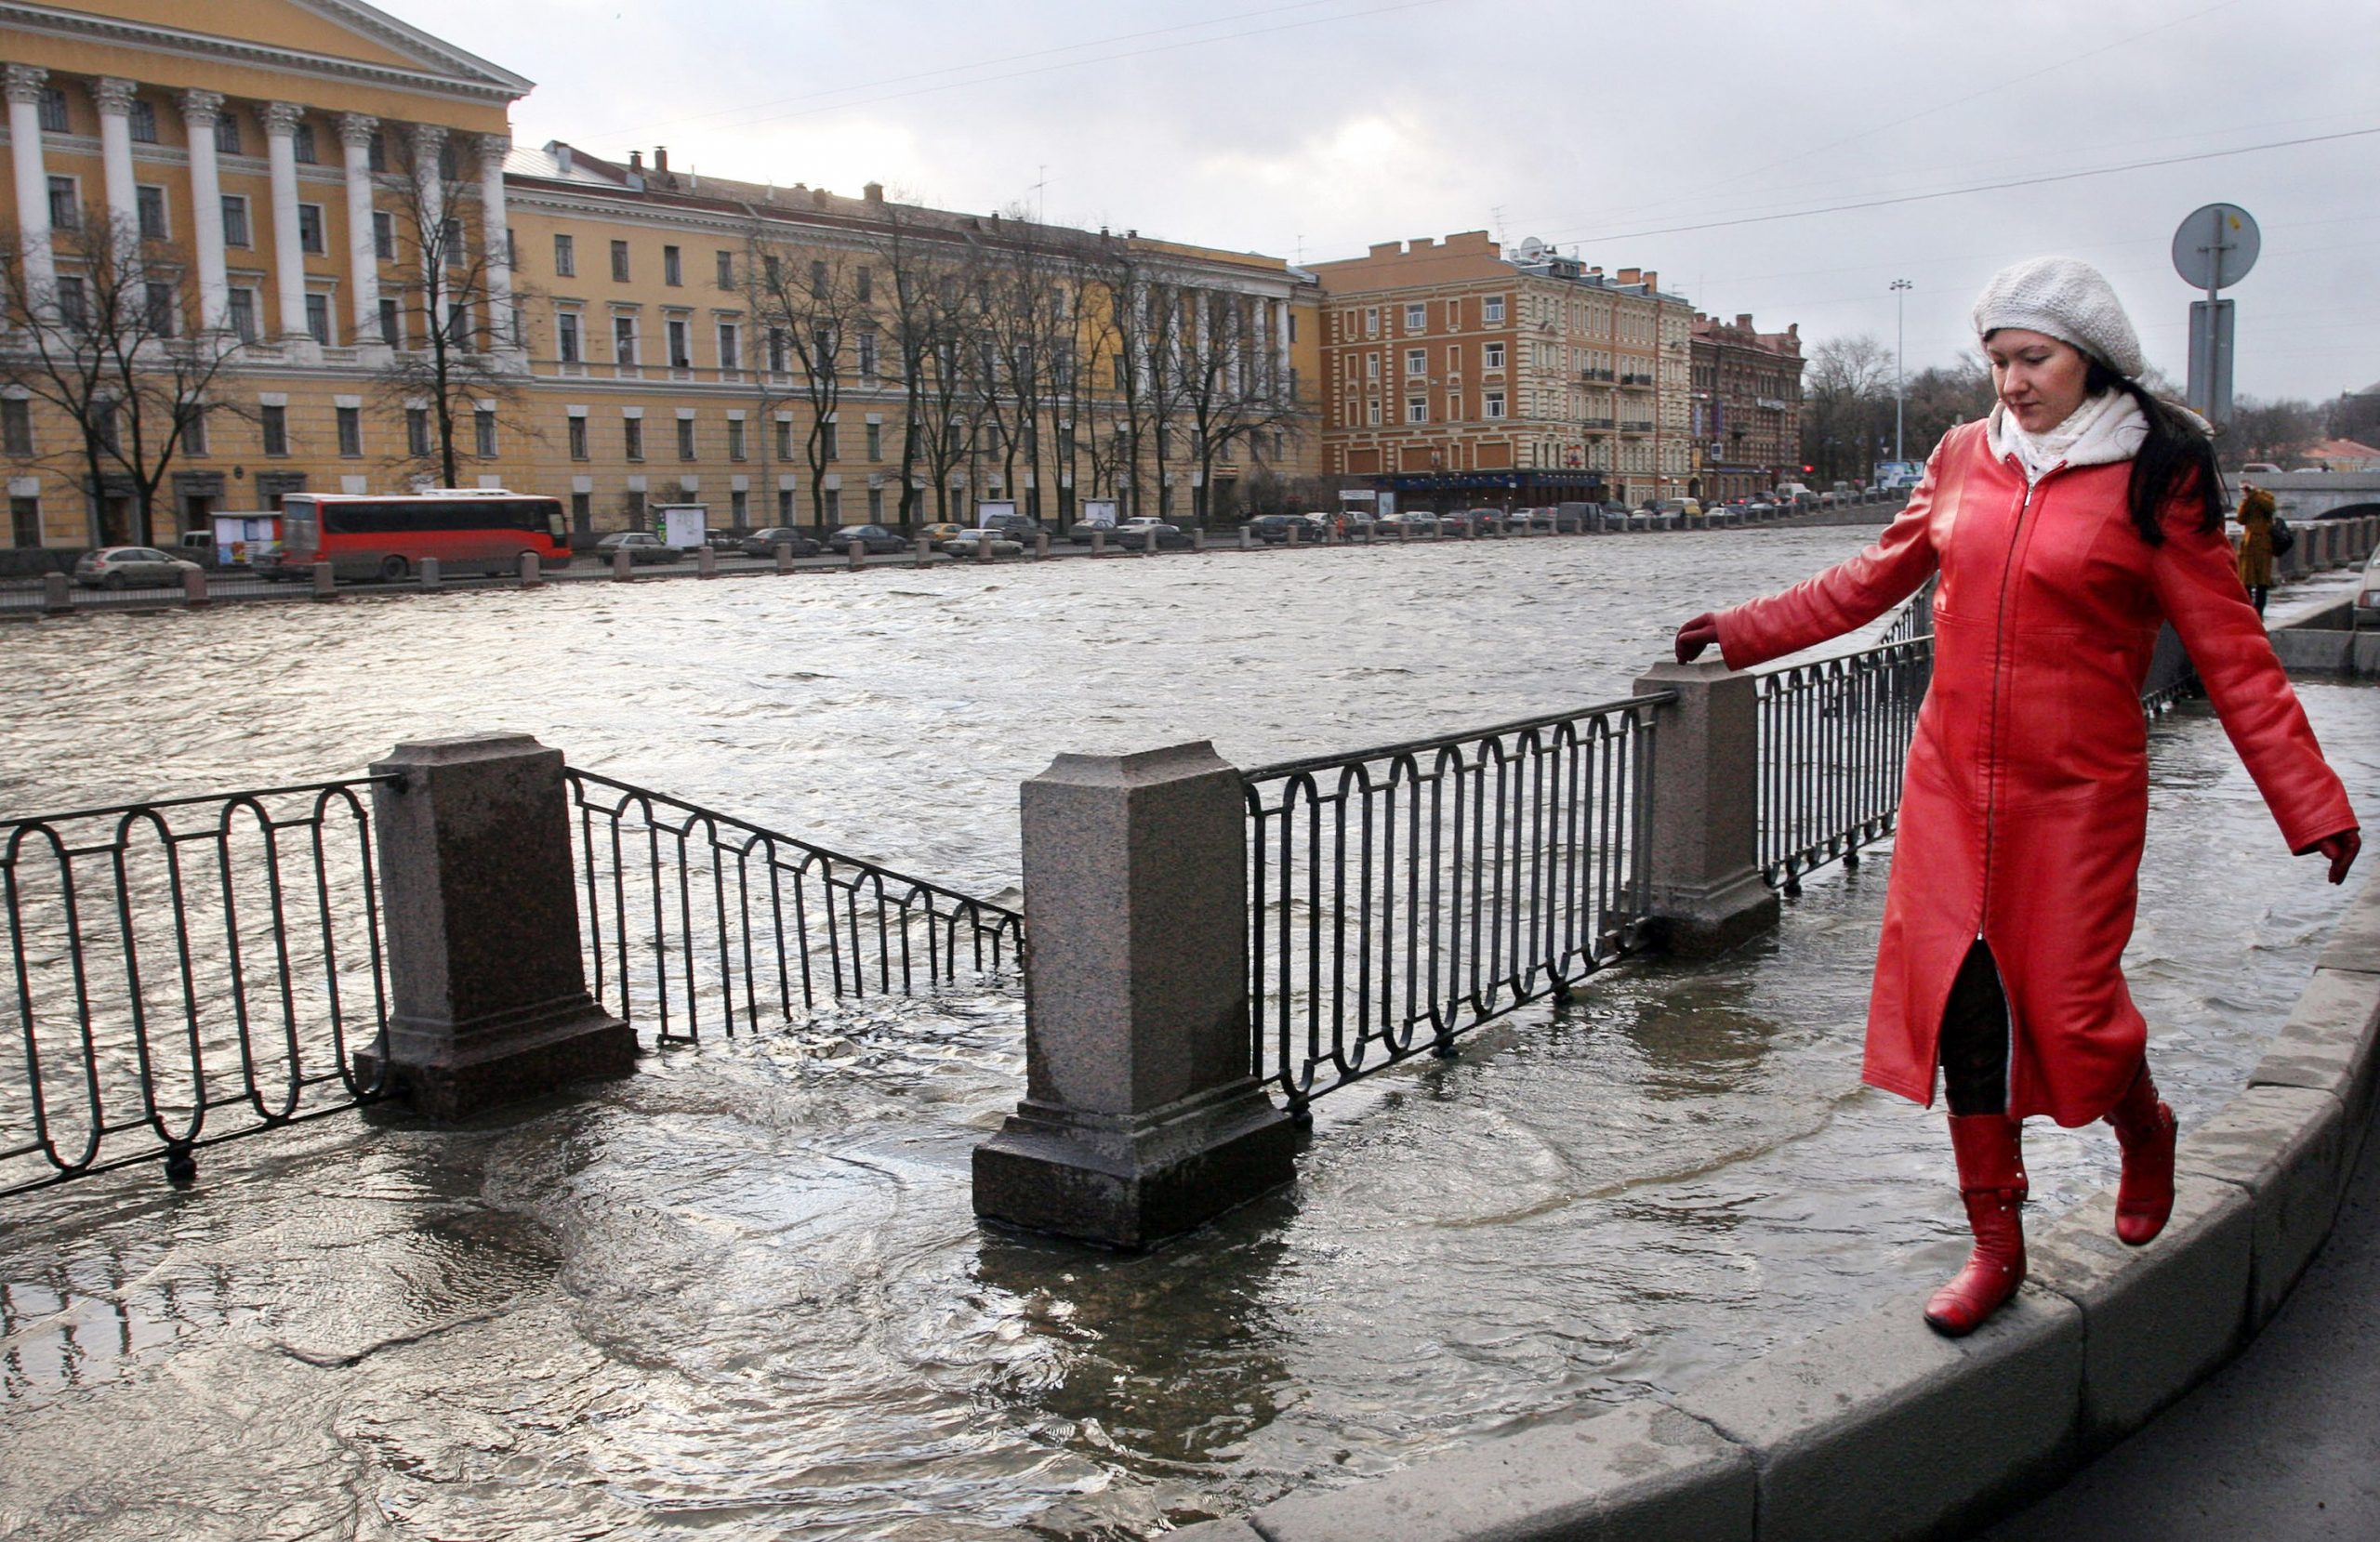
[2247,967,2380,1150]
[1169,1522,1265,1542]
[1247,1402,1752,1542]
[2175,1084,2348,1326]
[1672,1286,2082,1542]
[2314,875,2380,976]
[2026,1174,2251,1447]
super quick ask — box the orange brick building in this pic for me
[1690,312,1805,502]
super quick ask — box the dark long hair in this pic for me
[2082,359,2225,545]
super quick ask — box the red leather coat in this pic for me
[1715,421,2356,1126]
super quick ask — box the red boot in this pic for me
[1924,1114,2028,1338]
[2109,1064,2176,1245]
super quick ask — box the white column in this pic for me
[476,134,513,348]
[260,101,310,343]
[5,66,55,304]
[89,77,139,236]
[1276,293,1292,393]
[178,91,229,332]
[338,113,379,341]
[411,124,447,335]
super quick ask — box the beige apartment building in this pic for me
[1308,231,1697,508]
[0,0,1319,554]
[1689,311,1805,503]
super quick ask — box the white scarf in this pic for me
[1988,389,2147,485]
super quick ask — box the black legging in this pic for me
[1940,939,2010,1115]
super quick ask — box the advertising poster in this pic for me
[975,500,1020,529]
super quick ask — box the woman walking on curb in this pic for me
[1673,256,2360,1338]
[2235,481,2277,616]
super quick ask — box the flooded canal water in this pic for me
[1,537,2372,1539]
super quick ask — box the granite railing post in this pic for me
[846,540,864,572]
[181,566,208,607]
[311,560,336,599]
[1631,661,1779,955]
[356,731,635,1118]
[419,557,441,589]
[972,741,1296,1247]
[519,551,542,588]
[914,534,932,569]
[613,550,632,580]
[41,572,71,614]
[1091,528,1106,557]
[697,546,718,579]
[776,542,795,573]
[1239,526,1253,551]
[1035,532,1051,560]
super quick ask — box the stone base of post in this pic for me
[613,550,632,580]
[519,551,542,588]
[972,742,1295,1247]
[1632,662,1780,956]
[777,543,795,573]
[1091,529,1106,557]
[914,534,931,568]
[311,560,337,599]
[354,732,634,1119]
[1035,532,1051,560]
[42,573,71,614]
[847,541,864,572]
[419,557,442,589]
[697,547,718,579]
[181,567,208,607]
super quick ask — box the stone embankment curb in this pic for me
[1180,875,2380,1542]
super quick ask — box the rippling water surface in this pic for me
[0,539,2372,1539]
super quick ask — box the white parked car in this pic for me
[73,546,202,589]
[2354,545,2380,626]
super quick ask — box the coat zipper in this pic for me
[1975,471,2037,939]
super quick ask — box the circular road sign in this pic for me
[2172,203,2259,291]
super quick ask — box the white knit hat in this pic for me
[1970,256,2144,379]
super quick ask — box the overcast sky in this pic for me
[395,0,2379,403]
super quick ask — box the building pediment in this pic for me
[1,0,534,101]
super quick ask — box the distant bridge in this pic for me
[2250,470,2380,522]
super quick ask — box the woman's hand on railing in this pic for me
[2310,827,2360,885]
[1674,613,1721,665]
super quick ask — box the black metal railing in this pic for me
[0,779,392,1196]
[1243,696,1665,1115]
[1756,637,1935,895]
[2139,624,2201,718]
[564,770,1023,1046]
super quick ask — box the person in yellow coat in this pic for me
[2235,482,2276,615]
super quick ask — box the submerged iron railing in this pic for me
[564,770,1023,1047]
[1756,636,1936,895]
[0,779,393,1196]
[1243,696,1664,1114]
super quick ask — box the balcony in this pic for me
[1618,373,1654,389]
[1582,415,1617,430]
[1620,419,1656,434]
[1580,367,1615,382]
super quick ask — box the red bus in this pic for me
[258,492,571,582]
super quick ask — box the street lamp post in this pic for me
[1890,279,1912,463]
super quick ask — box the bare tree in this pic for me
[369,129,536,488]
[751,239,871,534]
[1178,289,1304,525]
[1799,332,1894,482]
[867,196,959,527]
[0,206,245,546]
[2227,395,2325,468]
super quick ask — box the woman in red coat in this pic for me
[1674,257,2360,1337]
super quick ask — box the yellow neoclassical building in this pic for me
[0,0,1321,554]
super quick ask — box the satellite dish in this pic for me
[2172,204,2258,291]
[1517,236,1546,260]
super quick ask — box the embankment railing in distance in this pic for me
[563,769,1024,1047]
[1756,636,1935,896]
[0,779,393,1196]
[1242,695,1667,1116]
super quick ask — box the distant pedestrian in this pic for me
[2235,481,2277,615]
[1672,255,2360,1338]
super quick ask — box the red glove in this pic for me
[2311,828,2360,885]
[1674,613,1721,665]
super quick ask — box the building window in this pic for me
[336,405,362,456]
[446,301,469,347]
[676,416,696,460]
[613,315,637,364]
[221,195,251,247]
[372,210,394,260]
[1288,314,1298,343]
[1405,349,1425,376]
[1485,392,1506,420]
[821,420,839,461]
[1406,397,1427,424]
[717,322,739,371]
[260,403,288,455]
[857,332,878,379]
[140,281,174,336]
[1485,341,1505,370]
[290,122,317,164]
[1405,303,1425,332]
[554,233,575,276]
[610,240,630,282]
[46,176,78,231]
[823,488,840,521]
[474,408,496,458]
[1367,400,1381,426]
[2,399,32,455]
[866,487,883,521]
[366,130,386,172]
[726,417,746,460]
[36,86,67,134]
[378,297,400,347]
[729,488,747,523]
[1484,296,1506,323]
[297,204,324,255]
[301,293,328,344]
[775,418,792,459]
[856,265,875,302]
[135,185,167,240]
[440,217,464,267]
[1363,308,1379,337]
[865,420,881,460]
[227,288,258,341]
[567,415,588,459]
[716,250,734,289]
[214,112,242,154]
[405,407,430,456]
[667,318,690,368]
[767,327,787,374]
[623,416,643,461]
[557,312,581,363]
[777,487,794,521]
[9,496,38,547]
[53,276,87,330]
[663,244,681,286]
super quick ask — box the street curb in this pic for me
[1178,874,2380,1542]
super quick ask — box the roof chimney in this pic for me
[1737,313,1752,329]
[552,142,573,175]
[654,146,668,174]
[1641,270,1658,291]
[1617,267,1641,284]
[628,150,642,172]
[864,181,883,204]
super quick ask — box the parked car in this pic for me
[1378,511,1440,535]
[2355,546,2380,626]
[918,522,967,549]
[1116,518,1193,549]
[595,531,683,564]
[739,527,821,558]
[73,546,202,589]
[1066,521,1123,545]
[824,523,909,555]
[942,529,1024,559]
[982,513,1051,545]
[1244,514,1310,544]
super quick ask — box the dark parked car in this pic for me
[824,523,909,555]
[740,527,821,558]
[595,531,682,564]
[1244,514,1313,544]
[982,513,1051,545]
[1117,519,1193,549]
